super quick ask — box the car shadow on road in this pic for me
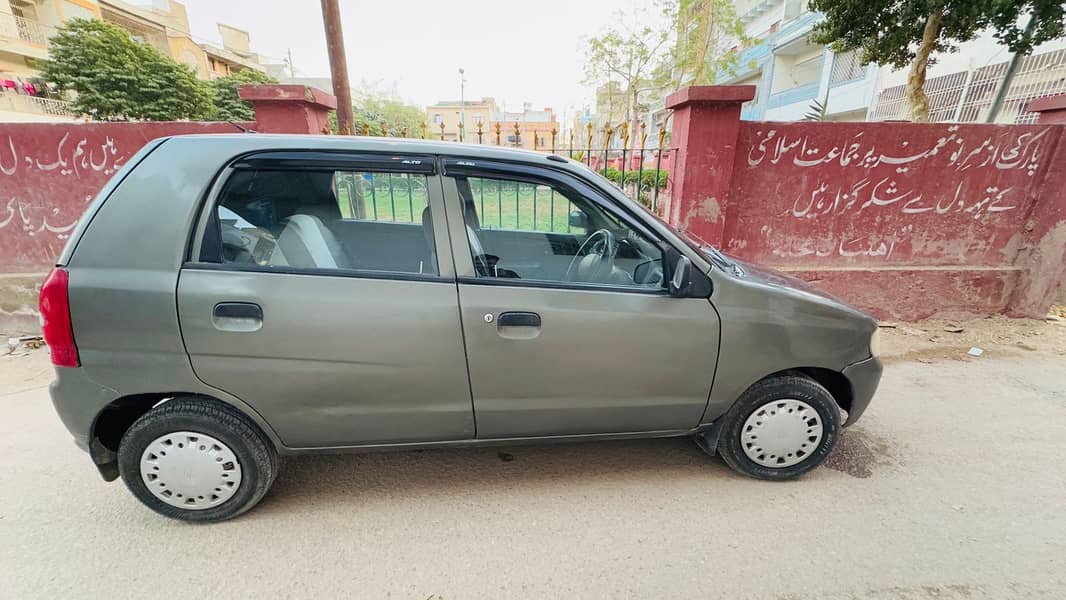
[252,436,738,516]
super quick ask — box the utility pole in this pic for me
[459,68,466,143]
[286,48,295,78]
[986,17,1037,123]
[320,0,354,134]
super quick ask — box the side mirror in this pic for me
[669,255,692,298]
[568,210,588,229]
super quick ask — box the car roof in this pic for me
[164,133,581,168]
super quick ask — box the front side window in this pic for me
[454,174,664,289]
[213,168,437,275]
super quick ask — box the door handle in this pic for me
[212,302,263,332]
[497,311,541,327]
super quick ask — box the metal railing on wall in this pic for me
[353,118,673,218]
[0,93,74,117]
[0,14,55,46]
[870,48,1066,124]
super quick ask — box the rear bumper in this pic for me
[49,367,116,454]
[841,356,883,427]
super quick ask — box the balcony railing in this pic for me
[0,15,55,46]
[0,93,74,118]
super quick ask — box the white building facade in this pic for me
[724,0,879,122]
[723,0,1066,123]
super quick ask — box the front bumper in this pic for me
[841,356,883,426]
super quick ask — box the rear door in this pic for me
[178,152,474,448]
[441,159,720,438]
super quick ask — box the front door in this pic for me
[178,152,474,448]
[441,159,720,438]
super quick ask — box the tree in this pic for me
[667,0,751,88]
[583,0,748,144]
[41,19,213,121]
[809,0,1066,122]
[210,69,277,121]
[352,94,427,137]
[583,5,673,138]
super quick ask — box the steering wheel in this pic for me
[564,228,618,283]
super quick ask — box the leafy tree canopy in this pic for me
[810,0,1063,69]
[668,0,751,87]
[352,94,427,137]
[209,69,277,121]
[809,0,1066,120]
[583,0,749,131]
[42,18,214,121]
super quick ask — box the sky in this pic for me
[178,0,659,121]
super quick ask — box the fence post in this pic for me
[237,84,337,134]
[663,85,755,246]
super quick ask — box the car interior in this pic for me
[213,167,664,288]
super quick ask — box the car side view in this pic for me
[42,135,882,521]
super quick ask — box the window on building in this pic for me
[830,50,866,85]
[432,114,442,125]
[771,47,824,94]
[472,114,484,124]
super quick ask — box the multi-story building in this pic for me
[1,0,97,120]
[199,23,264,79]
[98,0,207,77]
[1,0,267,121]
[721,0,879,121]
[718,0,1066,124]
[869,34,1066,124]
[425,97,498,142]
[492,104,560,150]
[424,98,561,149]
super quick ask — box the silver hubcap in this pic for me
[140,432,242,510]
[741,399,823,468]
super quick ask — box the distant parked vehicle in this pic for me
[42,135,882,521]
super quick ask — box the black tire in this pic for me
[118,398,278,522]
[713,374,841,481]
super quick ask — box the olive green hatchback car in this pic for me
[41,135,882,521]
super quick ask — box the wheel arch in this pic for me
[89,392,280,481]
[698,366,854,455]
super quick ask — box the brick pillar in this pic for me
[664,85,755,246]
[1028,94,1066,125]
[1007,121,1066,317]
[237,84,338,134]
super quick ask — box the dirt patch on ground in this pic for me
[878,310,1066,365]
[823,426,895,478]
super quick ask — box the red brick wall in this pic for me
[0,122,249,273]
[2,95,1063,326]
[715,121,1065,319]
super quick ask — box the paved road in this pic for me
[2,349,1065,599]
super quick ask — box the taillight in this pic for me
[39,268,80,367]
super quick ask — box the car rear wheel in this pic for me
[117,398,278,522]
[711,374,841,480]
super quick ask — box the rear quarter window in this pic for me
[203,167,438,276]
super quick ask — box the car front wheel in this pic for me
[711,374,841,480]
[117,398,278,522]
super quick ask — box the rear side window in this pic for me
[207,168,437,275]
